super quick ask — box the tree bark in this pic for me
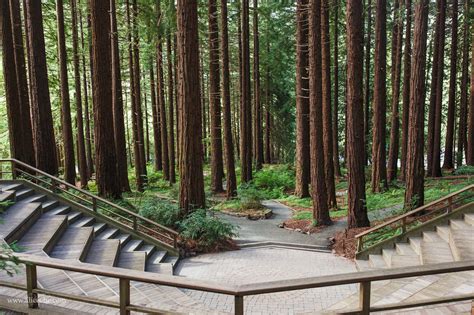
[309,0,330,225]
[220,0,237,198]
[332,0,341,178]
[110,0,130,192]
[240,0,252,183]
[321,0,336,208]
[400,0,412,181]
[253,0,264,170]
[208,0,224,192]
[71,0,87,188]
[370,0,388,192]
[404,0,429,209]
[364,0,372,165]
[442,0,458,169]
[346,0,370,228]
[387,0,404,182]
[150,61,163,172]
[25,0,58,175]
[90,0,121,198]
[295,0,311,198]
[468,23,474,165]
[167,35,176,184]
[457,0,469,166]
[177,0,205,213]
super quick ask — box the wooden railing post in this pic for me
[11,160,16,180]
[133,217,137,231]
[119,278,130,315]
[357,237,363,252]
[26,264,38,309]
[447,197,453,213]
[235,295,244,315]
[401,217,407,234]
[92,198,97,212]
[359,281,371,315]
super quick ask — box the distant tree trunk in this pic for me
[364,0,372,165]
[309,0,330,225]
[240,0,252,183]
[144,78,150,162]
[110,0,130,192]
[25,0,58,175]
[400,0,412,181]
[387,0,403,182]
[90,0,121,199]
[2,0,35,166]
[404,0,429,209]
[457,0,469,166]
[132,0,147,185]
[427,0,446,177]
[295,0,311,198]
[253,0,264,170]
[208,0,224,192]
[442,0,458,170]
[468,26,474,165]
[167,35,176,184]
[56,0,76,185]
[346,0,370,228]
[220,0,237,198]
[79,5,93,178]
[265,37,272,165]
[177,0,205,213]
[321,0,336,208]
[370,0,388,192]
[71,0,87,188]
[332,0,341,178]
[149,61,162,171]
[265,108,271,164]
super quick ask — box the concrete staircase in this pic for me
[327,205,474,313]
[0,181,220,314]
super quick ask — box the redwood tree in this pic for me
[90,0,121,198]
[220,0,237,198]
[457,0,469,166]
[332,0,341,178]
[295,0,311,198]
[468,26,474,165]
[346,0,370,228]
[167,35,176,184]
[370,0,388,192]
[308,0,330,225]
[253,0,264,170]
[177,0,205,213]
[150,61,163,172]
[25,0,58,175]
[405,0,429,209]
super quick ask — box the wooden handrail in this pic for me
[355,184,474,252]
[0,159,179,248]
[0,253,472,315]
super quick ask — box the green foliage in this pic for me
[237,184,265,210]
[138,199,180,228]
[178,210,237,247]
[278,195,312,208]
[0,201,13,213]
[253,165,295,198]
[0,243,21,277]
[453,166,474,175]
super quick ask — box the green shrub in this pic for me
[179,210,237,247]
[453,165,474,175]
[237,184,265,210]
[138,200,180,228]
[253,165,295,198]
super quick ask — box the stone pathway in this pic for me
[215,200,347,247]
[176,247,358,314]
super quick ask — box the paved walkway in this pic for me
[215,200,347,247]
[176,247,358,314]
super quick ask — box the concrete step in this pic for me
[163,255,179,271]
[450,228,474,260]
[122,239,143,252]
[382,248,396,267]
[464,213,474,226]
[85,240,120,266]
[117,233,132,248]
[97,227,119,240]
[147,251,167,265]
[390,254,421,268]
[14,188,34,201]
[408,236,422,255]
[139,244,156,257]
[50,227,94,260]
[421,232,454,264]
[0,183,23,192]
[146,263,174,275]
[369,254,388,269]
[20,194,47,204]
[0,190,14,202]
[17,215,68,254]
[449,219,472,230]
[42,199,59,212]
[0,202,42,242]
[436,225,451,242]
[70,216,95,228]
[117,251,146,271]
[47,205,71,216]
[92,222,107,235]
[67,211,82,224]
[355,259,372,271]
[395,243,418,256]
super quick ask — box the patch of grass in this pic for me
[453,166,474,175]
[365,187,406,212]
[278,195,312,209]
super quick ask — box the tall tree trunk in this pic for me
[404,0,429,209]
[332,0,341,178]
[3,0,35,166]
[468,24,474,165]
[79,4,93,178]
[71,0,87,188]
[265,108,271,164]
[387,0,403,182]
[321,0,336,208]
[370,0,388,192]
[427,0,446,177]
[25,0,58,175]
[132,0,147,184]
[177,0,205,213]
[442,0,458,169]
[220,0,237,198]
[240,0,252,183]
[208,0,224,192]
[144,83,150,163]
[253,0,264,170]
[295,0,311,198]
[110,0,130,192]
[346,0,370,228]
[56,0,76,185]
[167,35,176,184]
[364,0,372,165]
[309,0,330,225]
[457,0,469,166]
[90,0,121,199]
[150,61,163,171]
[400,0,412,181]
